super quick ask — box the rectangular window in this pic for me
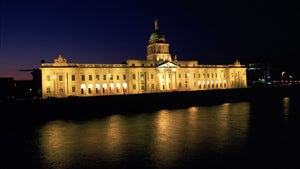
[59,75,63,81]
[151,83,154,89]
[133,74,136,80]
[72,75,75,81]
[123,74,126,80]
[72,86,75,92]
[103,75,106,80]
[133,84,136,90]
[151,74,154,79]
[96,75,99,80]
[117,75,119,80]
[46,75,50,81]
[179,74,181,78]
[46,87,50,93]
[89,75,92,81]
[81,75,85,81]
[110,75,113,80]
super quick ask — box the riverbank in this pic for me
[2,85,300,122]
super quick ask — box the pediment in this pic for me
[157,62,179,68]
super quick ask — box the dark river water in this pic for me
[2,96,299,169]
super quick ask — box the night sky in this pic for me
[0,0,299,80]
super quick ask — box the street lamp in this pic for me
[281,72,285,84]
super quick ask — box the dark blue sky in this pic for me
[0,0,299,80]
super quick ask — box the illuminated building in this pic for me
[40,20,247,98]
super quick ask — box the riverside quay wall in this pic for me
[1,85,300,122]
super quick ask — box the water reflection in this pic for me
[282,97,290,120]
[37,102,251,169]
[38,121,80,169]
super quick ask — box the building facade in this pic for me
[40,20,247,99]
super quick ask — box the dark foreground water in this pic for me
[2,96,300,169]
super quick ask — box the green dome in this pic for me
[150,30,165,40]
[149,30,166,43]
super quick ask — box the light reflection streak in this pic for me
[283,97,290,120]
[102,115,124,160]
[38,120,80,169]
[151,109,182,168]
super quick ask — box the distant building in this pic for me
[14,80,39,99]
[247,62,271,86]
[0,77,15,99]
[40,20,247,98]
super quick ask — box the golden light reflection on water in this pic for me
[38,115,126,168]
[38,121,81,169]
[102,115,125,160]
[283,97,290,119]
[152,109,182,168]
[37,102,251,169]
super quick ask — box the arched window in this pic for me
[109,83,114,93]
[80,84,86,94]
[88,84,93,94]
[116,83,121,93]
[95,84,100,94]
[102,83,107,94]
[122,82,128,93]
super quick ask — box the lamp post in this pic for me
[281,72,285,84]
